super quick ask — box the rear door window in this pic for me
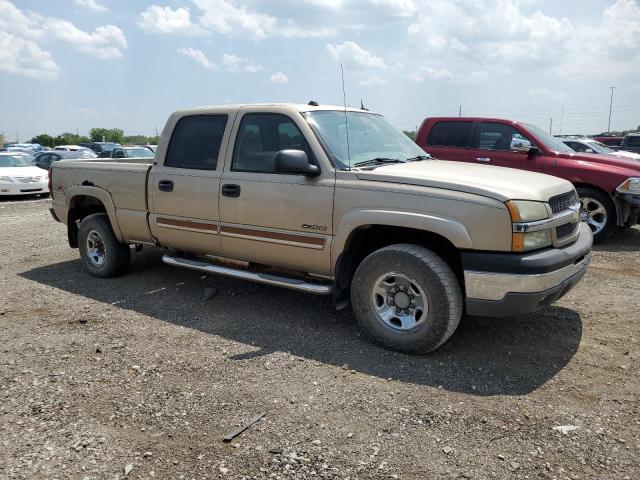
[427,121,473,148]
[165,115,228,170]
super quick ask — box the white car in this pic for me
[561,138,640,161]
[0,153,49,196]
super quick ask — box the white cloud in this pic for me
[528,88,569,103]
[0,0,126,79]
[139,0,334,40]
[407,66,453,82]
[326,41,387,69]
[222,54,262,73]
[360,75,387,86]
[139,5,206,35]
[177,47,216,69]
[270,72,289,84]
[73,0,107,13]
[406,0,640,76]
[38,19,126,59]
[0,32,59,79]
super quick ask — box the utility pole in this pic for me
[459,105,462,117]
[608,86,615,133]
[559,105,564,135]
[549,118,553,135]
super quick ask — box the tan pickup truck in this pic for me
[49,103,592,353]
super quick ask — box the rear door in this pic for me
[422,120,475,163]
[469,121,543,172]
[148,110,236,254]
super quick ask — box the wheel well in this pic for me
[335,225,462,295]
[573,182,618,222]
[67,195,108,248]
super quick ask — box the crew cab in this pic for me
[416,117,640,241]
[49,104,592,353]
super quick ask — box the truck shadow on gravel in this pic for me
[21,250,583,397]
[594,226,640,253]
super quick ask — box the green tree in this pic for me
[30,134,55,147]
[89,128,124,143]
[403,130,417,142]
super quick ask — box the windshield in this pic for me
[523,123,575,154]
[0,155,33,167]
[306,111,428,170]
[585,140,614,153]
[124,148,154,158]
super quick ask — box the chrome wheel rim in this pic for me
[580,197,607,235]
[371,272,428,331]
[86,229,106,267]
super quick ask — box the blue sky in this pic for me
[1,0,639,141]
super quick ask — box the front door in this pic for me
[218,111,335,275]
[149,112,235,254]
[470,121,542,172]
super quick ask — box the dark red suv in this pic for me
[416,117,640,241]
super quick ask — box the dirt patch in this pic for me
[1,199,638,479]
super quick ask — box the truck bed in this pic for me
[51,158,155,245]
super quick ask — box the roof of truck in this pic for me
[181,103,379,115]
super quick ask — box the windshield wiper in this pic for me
[352,157,405,168]
[405,155,430,161]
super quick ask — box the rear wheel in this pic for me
[78,214,130,278]
[351,244,462,354]
[576,187,616,242]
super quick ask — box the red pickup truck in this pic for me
[416,117,640,241]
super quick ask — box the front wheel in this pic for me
[351,244,463,354]
[78,213,130,278]
[576,187,616,242]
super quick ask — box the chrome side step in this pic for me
[162,254,333,295]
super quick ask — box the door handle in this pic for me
[222,184,241,198]
[158,179,174,192]
[475,157,491,162]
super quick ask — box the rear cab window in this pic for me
[427,121,473,148]
[165,115,228,170]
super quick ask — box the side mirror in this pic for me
[585,148,594,153]
[274,150,319,176]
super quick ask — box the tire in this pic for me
[78,213,130,278]
[351,244,463,354]
[576,187,616,242]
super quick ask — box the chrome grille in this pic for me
[549,190,579,215]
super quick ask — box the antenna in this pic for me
[340,64,351,170]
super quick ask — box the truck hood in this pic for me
[356,160,572,202]
[557,151,640,171]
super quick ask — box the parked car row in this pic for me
[591,133,640,152]
[559,137,640,161]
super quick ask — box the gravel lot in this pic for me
[1,198,639,479]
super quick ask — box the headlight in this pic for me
[0,176,15,183]
[512,230,552,252]
[506,200,552,252]
[505,200,550,222]
[616,177,640,195]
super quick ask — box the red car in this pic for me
[592,136,623,149]
[416,117,640,241]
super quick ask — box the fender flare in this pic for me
[65,186,124,242]
[332,209,473,268]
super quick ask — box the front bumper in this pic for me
[615,193,640,226]
[462,223,593,317]
[0,181,49,195]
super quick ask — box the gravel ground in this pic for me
[0,198,638,479]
